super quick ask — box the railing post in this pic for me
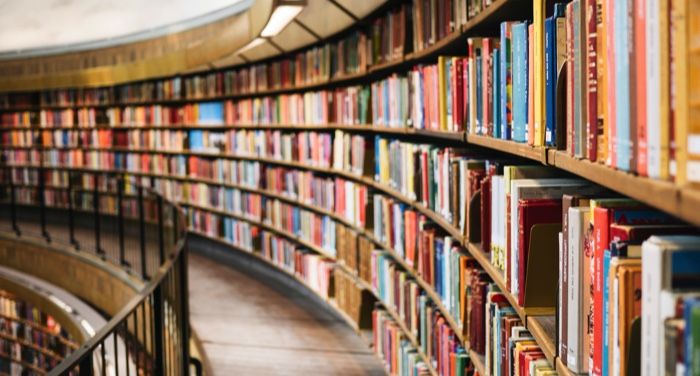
[138,185,148,280]
[78,354,93,376]
[179,246,191,376]
[68,171,79,250]
[8,167,20,237]
[172,205,179,246]
[117,176,127,267]
[38,162,50,244]
[157,195,165,265]
[94,173,105,257]
[153,284,165,375]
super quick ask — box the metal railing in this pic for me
[0,165,191,375]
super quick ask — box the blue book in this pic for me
[374,135,381,181]
[493,48,501,138]
[435,239,443,296]
[189,130,204,150]
[545,4,566,146]
[500,22,512,140]
[198,102,224,125]
[602,249,612,376]
[614,0,631,170]
[512,22,528,143]
[684,297,700,374]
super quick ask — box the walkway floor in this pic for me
[188,251,386,376]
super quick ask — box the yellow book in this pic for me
[438,56,448,131]
[533,0,546,146]
[672,0,688,184]
[679,0,700,186]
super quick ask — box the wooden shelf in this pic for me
[527,315,556,365]
[548,149,700,227]
[466,134,548,163]
[468,349,486,375]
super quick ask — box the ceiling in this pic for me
[0,0,252,57]
[0,0,386,91]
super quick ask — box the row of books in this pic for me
[372,309,432,375]
[0,0,510,111]
[372,251,470,376]
[459,1,700,185]
[0,291,76,373]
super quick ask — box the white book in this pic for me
[641,235,700,376]
[567,206,590,373]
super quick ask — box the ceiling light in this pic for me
[260,2,304,37]
[236,37,267,54]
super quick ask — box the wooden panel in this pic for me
[0,234,139,318]
[295,0,354,37]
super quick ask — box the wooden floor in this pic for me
[188,246,386,376]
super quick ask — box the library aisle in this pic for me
[188,251,385,376]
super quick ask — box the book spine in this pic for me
[545,16,556,146]
[591,207,609,376]
[586,0,598,161]
[512,23,527,143]
[533,0,546,146]
[528,24,535,146]
[566,3,575,156]
[615,0,631,171]
[686,2,700,186]
[671,0,688,184]
[606,0,617,168]
[596,0,608,163]
[493,49,501,138]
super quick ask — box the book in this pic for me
[641,236,700,376]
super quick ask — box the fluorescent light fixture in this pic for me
[236,37,267,54]
[260,4,304,37]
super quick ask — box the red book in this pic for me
[605,0,616,167]
[586,0,598,160]
[453,57,464,131]
[517,198,562,305]
[483,39,495,136]
[591,205,678,374]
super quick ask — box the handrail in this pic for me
[49,237,187,375]
[0,166,191,375]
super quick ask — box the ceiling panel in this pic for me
[295,0,353,37]
[333,0,385,19]
[239,40,280,62]
[211,54,247,69]
[270,21,318,53]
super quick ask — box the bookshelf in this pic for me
[2,0,698,374]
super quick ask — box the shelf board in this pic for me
[466,134,548,163]
[405,30,464,62]
[468,350,486,375]
[555,356,583,376]
[526,315,556,365]
[548,149,700,226]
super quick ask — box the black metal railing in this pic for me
[0,165,191,376]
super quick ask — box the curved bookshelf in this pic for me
[2,0,696,374]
